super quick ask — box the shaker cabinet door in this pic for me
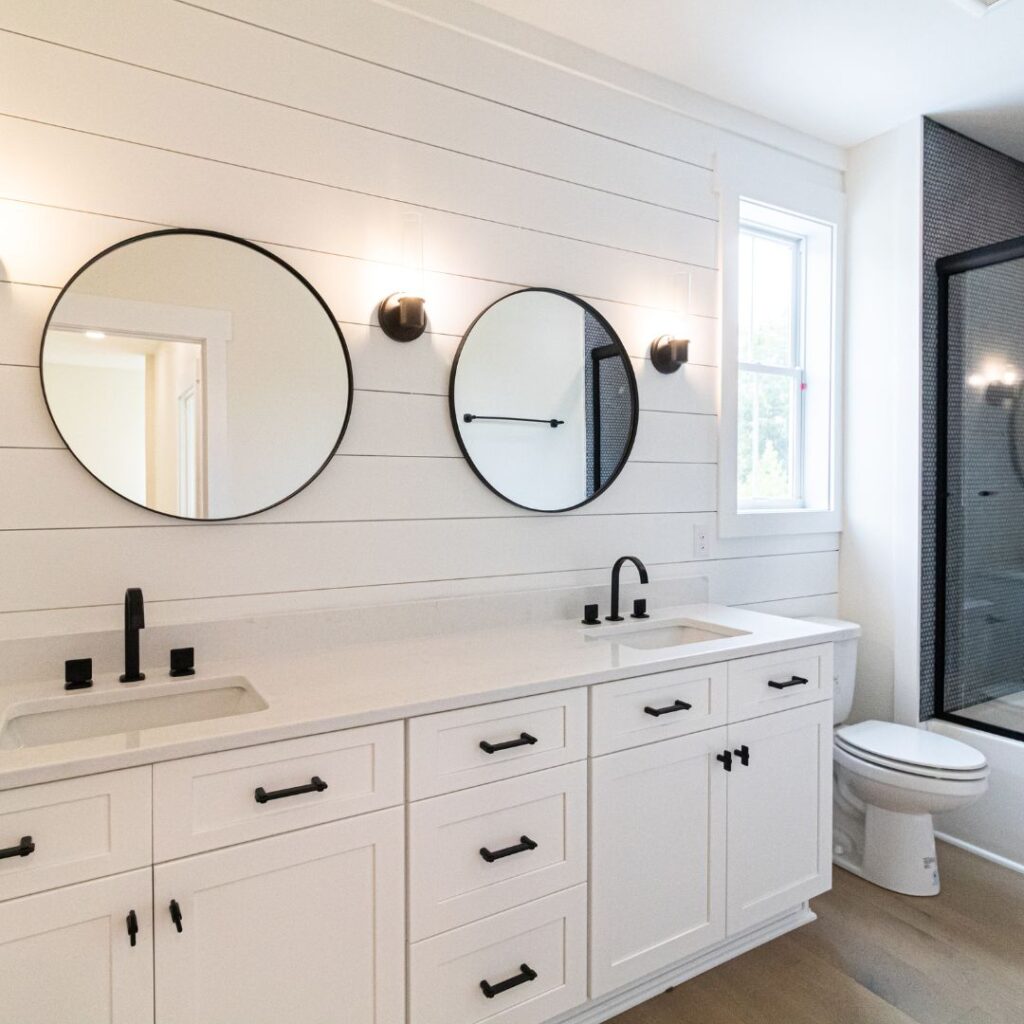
[154,807,405,1024]
[0,868,153,1024]
[590,726,727,997]
[726,700,833,934]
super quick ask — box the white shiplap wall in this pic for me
[0,0,841,639]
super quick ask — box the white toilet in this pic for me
[805,617,990,896]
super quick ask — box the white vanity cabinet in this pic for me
[590,727,728,996]
[407,690,590,1024]
[0,722,406,1024]
[0,635,836,1024]
[153,807,405,1024]
[590,644,834,998]
[0,868,154,1024]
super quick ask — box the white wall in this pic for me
[0,0,844,639]
[840,120,923,724]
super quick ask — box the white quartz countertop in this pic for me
[0,604,846,790]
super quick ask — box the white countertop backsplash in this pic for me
[0,578,846,790]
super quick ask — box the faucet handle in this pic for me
[169,648,195,678]
[64,658,93,690]
[631,599,650,620]
[581,604,601,626]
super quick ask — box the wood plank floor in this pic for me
[609,843,1024,1024]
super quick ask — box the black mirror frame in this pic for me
[449,287,639,513]
[39,228,354,523]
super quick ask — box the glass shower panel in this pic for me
[941,252,1024,736]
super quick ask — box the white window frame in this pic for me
[719,174,844,538]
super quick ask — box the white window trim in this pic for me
[718,172,844,538]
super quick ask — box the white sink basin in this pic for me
[0,677,267,750]
[586,618,750,651]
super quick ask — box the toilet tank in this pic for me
[801,617,860,725]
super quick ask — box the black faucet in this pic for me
[607,555,649,622]
[119,588,146,683]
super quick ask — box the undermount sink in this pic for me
[587,618,750,651]
[0,677,267,750]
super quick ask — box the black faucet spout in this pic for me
[607,555,649,622]
[120,587,146,683]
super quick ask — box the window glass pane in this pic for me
[738,231,797,367]
[737,369,795,501]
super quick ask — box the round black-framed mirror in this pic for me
[40,229,353,522]
[449,288,639,512]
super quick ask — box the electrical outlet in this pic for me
[693,524,710,559]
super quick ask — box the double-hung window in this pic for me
[738,224,806,508]
[719,193,841,536]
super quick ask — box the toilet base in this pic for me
[836,805,940,896]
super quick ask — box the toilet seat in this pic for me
[834,721,988,782]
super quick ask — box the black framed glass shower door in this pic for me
[936,235,1024,740]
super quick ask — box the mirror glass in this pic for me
[42,230,352,520]
[450,289,638,511]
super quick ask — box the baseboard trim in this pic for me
[936,832,1024,877]
[550,904,816,1024]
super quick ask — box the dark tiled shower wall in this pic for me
[921,119,1024,720]
[584,312,631,496]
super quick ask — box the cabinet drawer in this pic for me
[408,690,587,800]
[409,762,586,940]
[409,885,587,1024]
[0,767,151,902]
[153,722,403,860]
[591,663,727,754]
[727,644,833,722]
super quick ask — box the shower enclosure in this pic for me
[936,235,1024,740]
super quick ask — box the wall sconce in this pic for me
[378,293,427,342]
[379,211,427,342]
[650,335,689,374]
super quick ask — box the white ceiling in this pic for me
[470,0,1024,160]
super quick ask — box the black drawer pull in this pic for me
[0,836,34,860]
[479,733,537,755]
[480,963,538,999]
[734,744,750,767]
[480,835,538,863]
[644,699,692,717]
[768,675,809,690]
[169,899,183,934]
[126,909,139,947]
[716,750,733,772]
[254,776,329,804]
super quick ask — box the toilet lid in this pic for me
[835,721,987,773]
